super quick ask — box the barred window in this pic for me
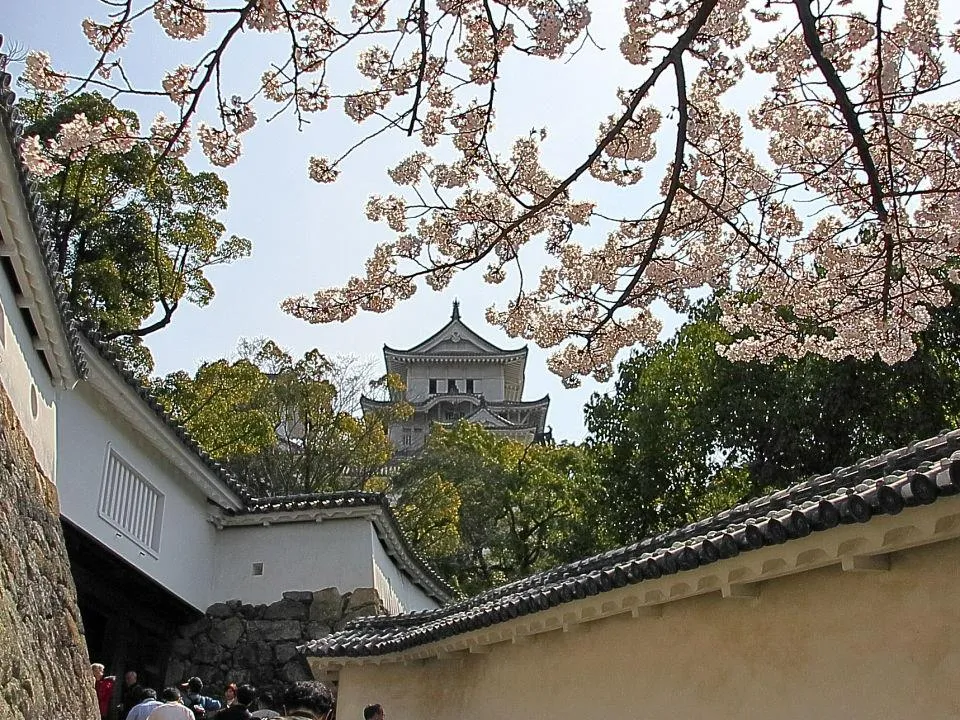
[98,447,164,555]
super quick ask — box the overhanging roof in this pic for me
[302,428,960,662]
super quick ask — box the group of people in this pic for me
[92,664,386,720]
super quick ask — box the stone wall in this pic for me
[0,385,98,720]
[167,587,384,696]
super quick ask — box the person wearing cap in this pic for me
[180,677,222,717]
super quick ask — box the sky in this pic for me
[3,2,697,441]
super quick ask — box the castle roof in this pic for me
[302,428,960,661]
[383,301,527,361]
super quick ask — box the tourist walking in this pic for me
[121,671,144,720]
[146,688,195,720]
[126,688,163,720]
[181,676,223,717]
[91,663,115,720]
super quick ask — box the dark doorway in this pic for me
[62,519,201,715]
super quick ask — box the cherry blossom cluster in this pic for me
[20,110,136,178]
[24,0,960,382]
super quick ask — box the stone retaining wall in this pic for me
[167,587,384,696]
[0,385,98,720]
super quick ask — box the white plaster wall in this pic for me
[404,362,504,402]
[57,383,218,610]
[369,524,439,613]
[0,272,57,480]
[212,519,376,606]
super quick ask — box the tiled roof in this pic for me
[302,429,960,658]
[229,491,457,604]
[81,327,253,505]
[0,41,86,380]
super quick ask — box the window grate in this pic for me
[98,447,164,555]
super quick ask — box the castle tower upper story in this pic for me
[360,301,550,454]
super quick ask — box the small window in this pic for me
[30,385,38,419]
[98,447,164,555]
[428,379,438,394]
[465,379,475,393]
[252,562,264,576]
[0,300,5,347]
[448,379,459,393]
[402,427,413,446]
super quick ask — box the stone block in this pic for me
[171,637,194,657]
[345,587,381,612]
[179,617,211,638]
[263,598,308,621]
[234,641,273,668]
[304,621,333,639]
[192,638,222,665]
[309,587,343,624]
[239,604,258,619]
[248,620,302,642]
[282,590,314,603]
[281,659,313,683]
[274,643,299,664]
[206,602,233,618]
[209,616,244,649]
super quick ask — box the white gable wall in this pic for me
[0,259,57,479]
[370,524,437,613]
[212,518,375,606]
[57,382,219,610]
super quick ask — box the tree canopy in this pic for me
[20,1,960,383]
[391,423,606,595]
[21,91,250,373]
[585,297,960,545]
[153,339,410,495]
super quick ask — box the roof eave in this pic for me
[81,338,246,510]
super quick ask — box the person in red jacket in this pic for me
[92,663,115,719]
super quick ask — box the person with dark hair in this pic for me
[278,681,335,720]
[250,690,280,719]
[362,704,383,720]
[146,687,194,719]
[180,677,223,718]
[216,684,257,719]
[126,688,162,720]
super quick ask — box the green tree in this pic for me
[392,423,606,595]
[154,340,410,495]
[585,298,960,546]
[22,92,250,374]
[152,358,275,460]
[229,341,411,496]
